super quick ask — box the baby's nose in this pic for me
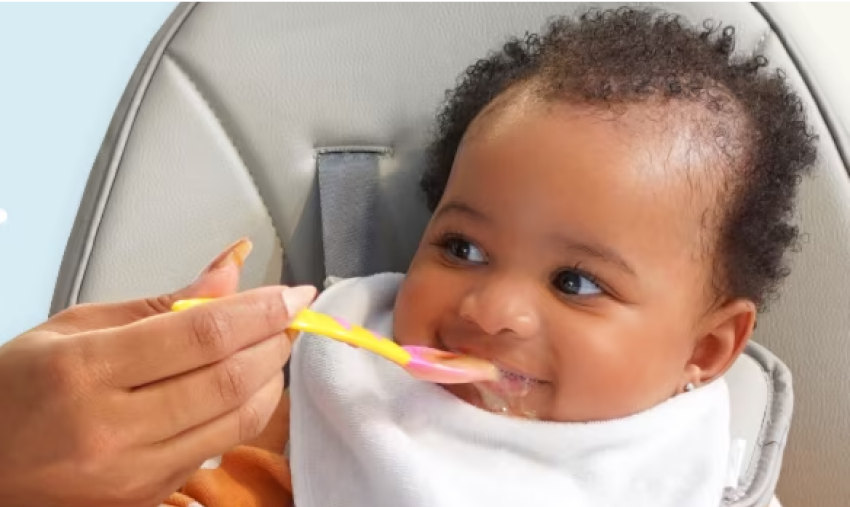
[458,276,541,339]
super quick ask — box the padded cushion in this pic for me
[51,3,850,507]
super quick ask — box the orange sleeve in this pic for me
[162,390,294,507]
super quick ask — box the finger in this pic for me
[129,332,290,443]
[91,284,315,387]
[142,372,284,473]
[47,238,252,334]
[168,237,252,302]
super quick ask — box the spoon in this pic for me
[171,298,500,384]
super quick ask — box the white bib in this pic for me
[289,273,730,507]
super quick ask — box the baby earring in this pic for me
[684,382,696,392]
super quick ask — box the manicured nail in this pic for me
[206,238,253,273]
[282,285,317,317]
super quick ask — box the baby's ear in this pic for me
[687,299,757,385]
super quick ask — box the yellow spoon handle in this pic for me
[170,298,412,366]
[287,308,412,365]
[170,298,215,312]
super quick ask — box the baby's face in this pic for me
[394,101,754,422]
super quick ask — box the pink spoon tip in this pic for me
[401,346,501,384]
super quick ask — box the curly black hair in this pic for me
[421,8,818,311]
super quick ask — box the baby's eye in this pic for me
[553,269,602,296]
[443,237,487,264]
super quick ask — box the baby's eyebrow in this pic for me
[434,201,491,223]
[553,235,636,276]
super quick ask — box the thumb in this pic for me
[46,239,254,333]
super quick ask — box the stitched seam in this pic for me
[163,52,284,251]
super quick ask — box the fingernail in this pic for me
[282,285,317,316]
[205,238,253,273]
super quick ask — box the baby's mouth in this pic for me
[436,336,545,419]
[473,370,542,420]
[436,336,547,385]
[490,364,548,395]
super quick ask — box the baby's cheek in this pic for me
[549,327,683,420]
[393,270,445,347]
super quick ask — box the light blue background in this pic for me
[0,2,177,342]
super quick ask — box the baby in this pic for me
[286,8,817,507]
[166,8,816,507]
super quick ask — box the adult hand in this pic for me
[0,239,317,507]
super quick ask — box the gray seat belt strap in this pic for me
[316,150,383,280]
